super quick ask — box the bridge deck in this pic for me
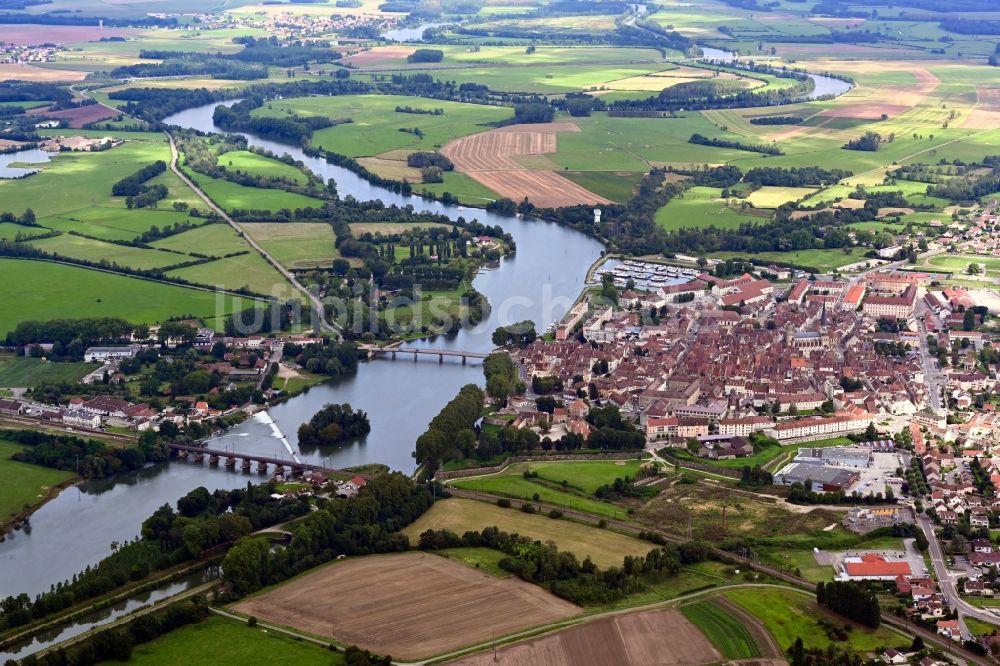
[168,443,356,477]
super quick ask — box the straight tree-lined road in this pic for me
[165,131,340,337]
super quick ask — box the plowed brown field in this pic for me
[442,123,611,208]
[26,104,117,128]
[447,608,721,666]
[961,87,1000,130]
[232,552,580,661]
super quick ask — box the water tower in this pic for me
[593,208,602,225]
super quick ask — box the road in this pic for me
[916,304,945,413]
[165,131,340,337]
[919,515,1000,639]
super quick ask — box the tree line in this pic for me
[816,581,880,629]
[221,473,433,595]
[417,527,710,605]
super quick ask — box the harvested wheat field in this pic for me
[340,46,415,67]
[26,104,118,128]
[443,123,610,208]
[961,87,1000,130]
[818,103,909,120]
[233,552,581,661]
[0,25,135,46]
[447,608,720,666]
[0,64,87,82]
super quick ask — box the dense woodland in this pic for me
[297,402,371,447]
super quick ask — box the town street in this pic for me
[919,515,1000,639]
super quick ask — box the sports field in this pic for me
[401,498,653,568]
[0,259,246,335]
[233,552,581,661]
[0,355,96,388]
[0,439,75,529]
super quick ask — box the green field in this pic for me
[44,208,206,243]
[110,615,343,666]
[217,150,308,185]
[724,587,904,653]
[655,186,757,231]
[501,459,645,494]
[255,95,511,158]
[681,599,761,659]
[450,465,634,518]
[241,222,338,269]
[0,259,248,336]
[434,547,511,577]
[27,233,188,271]
[151,224,251,258]
[166,252,293,298]
[563,171,642,203]
[183,168,324,213]
[401,498,653,568]
[0,355,96,388]
[708,248,868,272]
[0,439,75,528]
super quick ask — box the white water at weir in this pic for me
[254,411,301,464]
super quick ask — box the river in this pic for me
[699,46,852,99]
[0,147,52,179]
[381,21,449,42]
[0,53,852,599]
[0,101,603,600]
[0,568,217,662]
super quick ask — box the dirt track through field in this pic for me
[446,607,721,666]
[232,552,580,661]
[442,123,612,208]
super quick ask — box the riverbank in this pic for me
[0,475,77,540]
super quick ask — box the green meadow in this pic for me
[0,440,75,529]
[655,186,757,231]
[254,95,511,157]
[0,259,247,335]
